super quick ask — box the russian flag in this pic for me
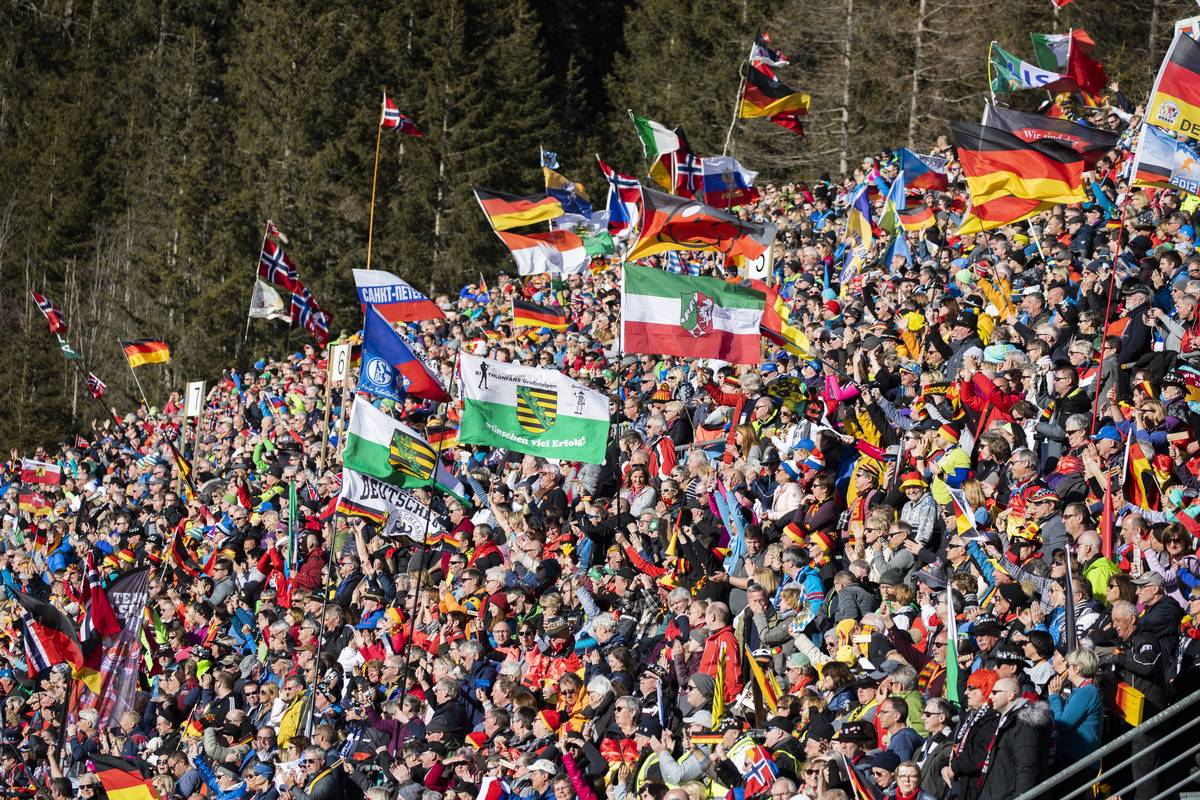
[700,155,761,209]
[899,147,949,191]
[358,306,450,402]
[354,268,444,323]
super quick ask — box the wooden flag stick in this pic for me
[117,338,152,410]
[366,90,386,270]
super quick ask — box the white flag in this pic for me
[249,279,289,321]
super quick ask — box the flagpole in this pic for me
[397,347,462,700]
[366,90,386,271]
[1088,194,1131,433]
[722,41,756,156]
[118,339,152,410]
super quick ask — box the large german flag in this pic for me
[1148,31,1200,138]
[982,103,1117,167]
[512,298,568,330]
[89,754,158,800]
[472,188,563,231]
[952,121,1085,205]
[739,64,810,119]
[898,204,936,232]
[120,339,170,368]
[957,195,1056,235]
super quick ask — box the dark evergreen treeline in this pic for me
[0,0,1192,446]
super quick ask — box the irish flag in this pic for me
[621,265,765,364]
[458,352,610,464]
[342,400,470,503]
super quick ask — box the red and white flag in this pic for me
[30,291,67,335]
[87,372,106,399]
[380,93,423,136]
[20,459,61,486]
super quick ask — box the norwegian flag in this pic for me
[740,745,779,796]
[78,552,121,645]
[30,291,67,335]
[675,151,704,197]
[597,156,642,240]
[86,372,106,399]
[266,219,289,244]
[291,286,330,348]
[258,240,302,292]
[380,93,423,137]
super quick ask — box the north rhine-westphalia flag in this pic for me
[739,63,809,134]
[14,588,83,675]
[291,286,330,347]
[353,268,444,322]
[473,188,564,231]
[358,305,450,402]
[596,156,642,241]
[982,103,1118,167]
[87,372,106,399]
[30,291,67,335]
[700,156,761,208]
[20,459,61,485]
[380,93,423,136]
[625,185,777,262]
[1129,124,1200,193]
[120,339,171,368]
[951,120,1086,205]
[258,240,302,292]
[1147,31,1200,139]
[88,753,159,800]
[495,230,589,277]
[899,148,949,191]
[621,265,765,364]
[512,297,568,330]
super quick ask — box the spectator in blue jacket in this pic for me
[1047,648,1104,769]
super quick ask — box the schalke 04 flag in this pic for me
[458,352,610,464]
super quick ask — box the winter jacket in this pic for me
[1048,682,1104,767]
[977,700,1053,800]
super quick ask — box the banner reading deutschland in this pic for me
[338,467,448,542]
[458,352,610,464]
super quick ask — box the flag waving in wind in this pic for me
[358,306,450,402]
[381,93,422,136]
[30,291,67,335]
[596,156,642,242]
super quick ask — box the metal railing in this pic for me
[1013,686,1200,800]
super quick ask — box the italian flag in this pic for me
[458,352,611,464]
[621,265,765,364]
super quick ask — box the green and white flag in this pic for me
[629,111,680,161]
[342,399,471,504]
[57,335,81,360]
[989,42,1073,94]
[458,352,610,464]
[1030,32,1070,71]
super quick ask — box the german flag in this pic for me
[898,204,936,231]
[426,426,459,452]
[512,298,568,330]
[89,754,159,800]
[1147,31,1200,137]
[1125,438,1161,510]
[165,441,197,502]
[952,121,1086,205]
[739,64,810,119]
[982,103,1117,167]
[472,188,563,231]
[957,195,1056,235]
[120,339,170,368]
[335,497,387,525]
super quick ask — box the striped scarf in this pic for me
[918,659,945,695]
